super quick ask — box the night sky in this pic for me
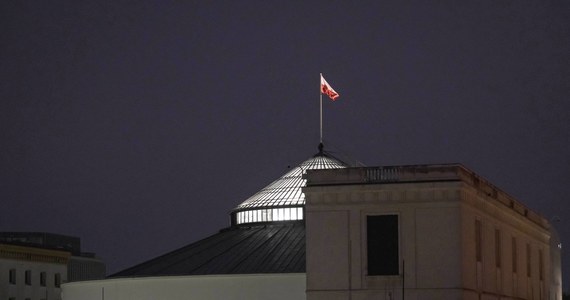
[1,0,569,290]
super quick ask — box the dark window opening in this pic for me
[40,272,47,286]
[9,269,16,284]
[539,249,544,281]
[475,220,482,262]
[512,237,517,273]
[367,215,399,275]
[526,243,531,277]
[25,270,31,285]
[54,273,61,288]
[495,229,501,268]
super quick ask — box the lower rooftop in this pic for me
[111,221,306,277]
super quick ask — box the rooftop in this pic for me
[305,164,548,229]
[111,222,306,277]
[0,232,81,255]
[230,146,347,226]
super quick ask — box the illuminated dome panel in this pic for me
[232,153,346,225]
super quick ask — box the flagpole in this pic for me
[319,73,323,144]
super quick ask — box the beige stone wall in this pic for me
[0,244,69,300]
[62,274,306,300]
[306,210,350,291]
[304,166,558,300]
[305,181,466,300]
[460,183,551,299]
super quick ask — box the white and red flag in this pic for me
[320,74,339,101]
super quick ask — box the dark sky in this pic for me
[1,0,569,290]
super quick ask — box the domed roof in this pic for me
[231,148,347,225]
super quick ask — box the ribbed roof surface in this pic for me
[111,222,306,277]
[112,147,353,277]
[234,154,346,211]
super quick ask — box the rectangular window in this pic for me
[512,237,517,273]
[9,269,16,284]
[54,273,61,288]
[495,229,501,268]
[475,219,482,262]
[25,270,31,285]
[526,243,531,277]
[40,272,47,286]
[539,249,544,281]
[367,215,399,275]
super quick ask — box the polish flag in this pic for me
[320,74,339,101]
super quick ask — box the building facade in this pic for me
[304,164,562,300]
[0,243,68,300]
[0,233,106,300]
[60,151,562,300]
[63,273,305,300]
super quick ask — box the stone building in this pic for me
[61,148,562,300]
[0,232,105,300]
[304,164,562,300]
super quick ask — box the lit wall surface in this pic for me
[62,273,306,300]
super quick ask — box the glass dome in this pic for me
[231,151,347,225]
